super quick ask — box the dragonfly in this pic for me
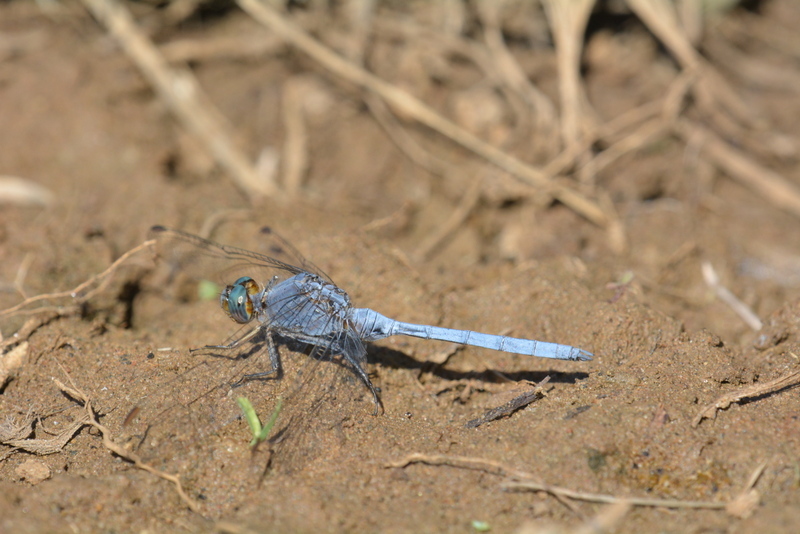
[147,225,591,417]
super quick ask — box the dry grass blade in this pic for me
[693,367,800,426]
[80,0,275,198]
[236,0,610,227]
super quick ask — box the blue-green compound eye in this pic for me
[220,277,261,323]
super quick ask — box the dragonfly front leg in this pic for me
[235,331,283,386]
[191,323,264,354]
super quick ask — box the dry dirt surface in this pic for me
[2,1,800,532]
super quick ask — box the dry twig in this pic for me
[464,375,551,429]
[693,367,800,427]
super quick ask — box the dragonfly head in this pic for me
[220,276,261,323]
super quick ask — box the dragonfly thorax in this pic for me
[264,273,353,336]
[220,276,261,323]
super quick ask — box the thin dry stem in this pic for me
[0,176,54,207]
[626,0,759,130]
[577,117,669,183]
[160,34,283,64]
[372,11,551,157]
[281,77,311,195]
[0,341,28,388]
[476,0,559,157]
[365,93,453,178]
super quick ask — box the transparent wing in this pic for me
[148,225,312,287]
[256,226,334,284]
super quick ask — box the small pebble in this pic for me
[15,459,51,485]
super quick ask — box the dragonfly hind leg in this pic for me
[357,365,383,416]
[340,351,383,416]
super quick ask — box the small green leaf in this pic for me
[237,396,283,448]
[237,397,262,439]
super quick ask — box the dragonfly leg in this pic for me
[233,332,283,388]
[276,331,384,415]
[191,324,263,353]
[342,352,383,416]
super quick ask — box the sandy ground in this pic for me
[1,1,800,532]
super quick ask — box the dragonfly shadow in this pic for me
[369,344,590,386]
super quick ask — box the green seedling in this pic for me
[237,396,283,447]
